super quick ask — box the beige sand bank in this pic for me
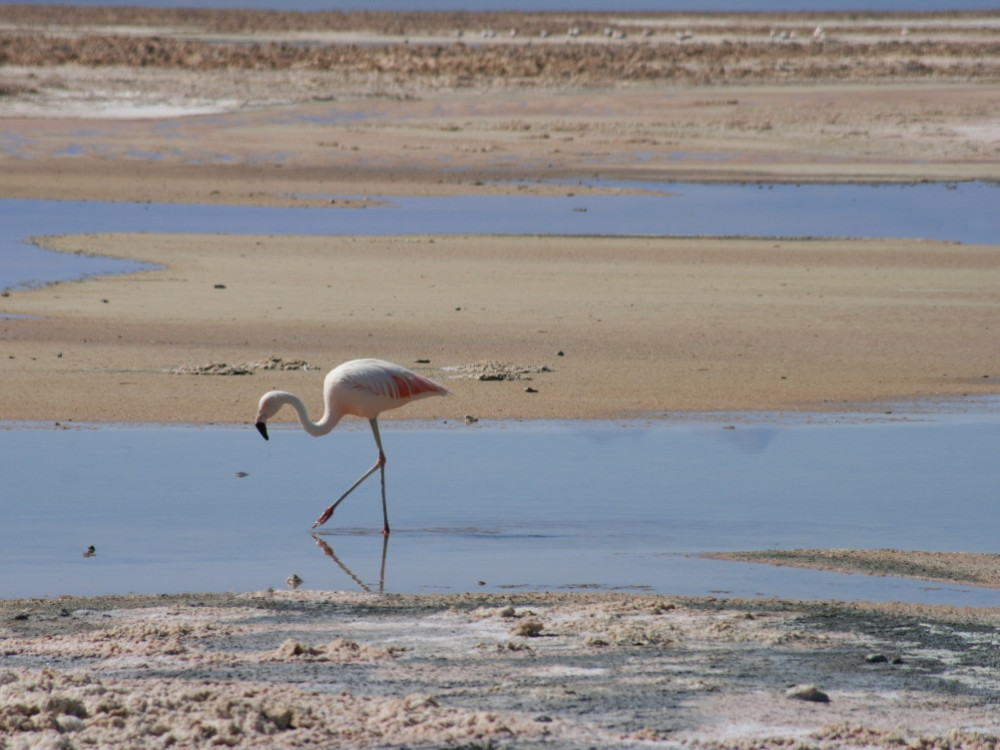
[2,8,999,428]
[2,11,999,427]
[3,232,999,424]
[711,549,1000,589]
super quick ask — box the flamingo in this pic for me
[254,358,450,534]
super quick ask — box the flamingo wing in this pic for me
[328,359,449,418]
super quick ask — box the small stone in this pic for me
[785,683,829,703]
[524,386,538,393]
[865,653,888,663]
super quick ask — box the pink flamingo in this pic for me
[254,358,450,534]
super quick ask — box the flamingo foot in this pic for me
[313,506,335,529]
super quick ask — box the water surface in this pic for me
[3,412,999,605]
[3,181,997,292]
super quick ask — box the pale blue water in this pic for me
[2,181,998,292]
[2,411,999,604]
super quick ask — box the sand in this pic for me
[2,9,1000,424]
[3,7,1000,748]
[3,232,1000,424]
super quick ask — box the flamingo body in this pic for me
[323,358,450,423]
[254,358,449,533]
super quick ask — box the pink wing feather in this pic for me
[329,359,449,418]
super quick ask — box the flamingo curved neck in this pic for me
[281,392,341,437]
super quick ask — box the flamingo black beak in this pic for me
[255,421,269,440]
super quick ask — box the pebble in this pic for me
[785,683,829,702]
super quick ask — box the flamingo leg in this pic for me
[311,418,391,533]
[312,461,380,529]
[369,418,391,535]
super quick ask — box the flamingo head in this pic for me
[254,390,288,440]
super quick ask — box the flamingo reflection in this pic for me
[312,533,388,593]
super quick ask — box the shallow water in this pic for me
[2,181,998,292]
[3,412,999,604]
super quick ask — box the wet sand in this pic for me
[710,549,1000,590]
[2,7,1000,747]
[3,232,1000,424]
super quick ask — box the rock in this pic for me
[785,683,829,703]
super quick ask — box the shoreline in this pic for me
[3,232,999,424]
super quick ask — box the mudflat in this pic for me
[3,232,1000,424]
[2,8,1000,423]
[2,7,1000,749]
